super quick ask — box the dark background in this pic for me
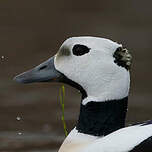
[0,0,152,151]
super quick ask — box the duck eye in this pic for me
[72,44,90,56]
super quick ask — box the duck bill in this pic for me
[13,57,63,84]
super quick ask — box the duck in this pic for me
[14,36,152,152]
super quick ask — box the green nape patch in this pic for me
[59,85,68,137]
[57,46,71,57]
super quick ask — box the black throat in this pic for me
[76,97,128,136]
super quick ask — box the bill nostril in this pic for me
[39,65,47,71]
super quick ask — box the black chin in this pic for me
[59,73,87,100]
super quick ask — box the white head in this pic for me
[54,37,132,105]
[14,36,132,105]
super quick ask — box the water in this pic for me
[0,131,64,151]
[0,0,152,151]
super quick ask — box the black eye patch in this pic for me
[72,44,90,56]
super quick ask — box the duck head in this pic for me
[14,37,132,105]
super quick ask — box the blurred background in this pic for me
[0,0,152,151]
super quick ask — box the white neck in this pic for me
[82,68,130,105]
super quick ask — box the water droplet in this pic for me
[16,116,21,121]
[18,132,22,135]
[1,56,4,59]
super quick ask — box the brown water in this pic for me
[0,0,152,151]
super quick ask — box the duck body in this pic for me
[14,36,152,152]
[59,123,152,152]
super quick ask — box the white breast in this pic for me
[58,128,99,152]
[58,124,152,152]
